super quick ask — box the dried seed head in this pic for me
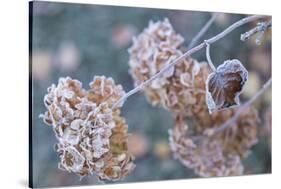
[206,59,248,113]
[40,76,135,181]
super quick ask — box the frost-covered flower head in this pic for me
[169,106,258,177]
[128,18,209,116]
[40,76,135,181]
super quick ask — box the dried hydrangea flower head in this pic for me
[40,76,135,181]
[206,59,248,113]
[128,18,209,116]
[129,18,184,87]
[168,114,244,177]
[169,106,258,177]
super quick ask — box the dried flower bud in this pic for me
[206,59,248,113]
[40,76,135,181]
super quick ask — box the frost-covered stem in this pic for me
[187,13,218,49]
[205,41,216,72]
[240,20,272,41]
[112,15,266,109]
[212,77,272,135]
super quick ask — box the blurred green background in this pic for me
[30,1,272,188]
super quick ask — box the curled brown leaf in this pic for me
[205,59,248,113]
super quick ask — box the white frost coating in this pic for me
[205,72,217,113]
[151,78,168,89]
[180,73,192,87]
[191,61,200,83]
[94,160,105,170]
[117,153,127,162]
[65,146,85,172]
[63,90,75,99]
[70,119,83,130]
[217,59,248,78]
[63,133,80,145]
[92,134,109,158]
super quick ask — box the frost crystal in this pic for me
[40,76,135,180]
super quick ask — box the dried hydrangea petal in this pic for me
[88,76,125,108]
[70,119,83,130]
[40,76,135,181]
[63,146,85,173]
[206,59,248,113]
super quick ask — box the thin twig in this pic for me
[187,13,218,49]
[211,77,272,135]
[112,15,266,109]
[205,41,216,71]
[240,20,272,41]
